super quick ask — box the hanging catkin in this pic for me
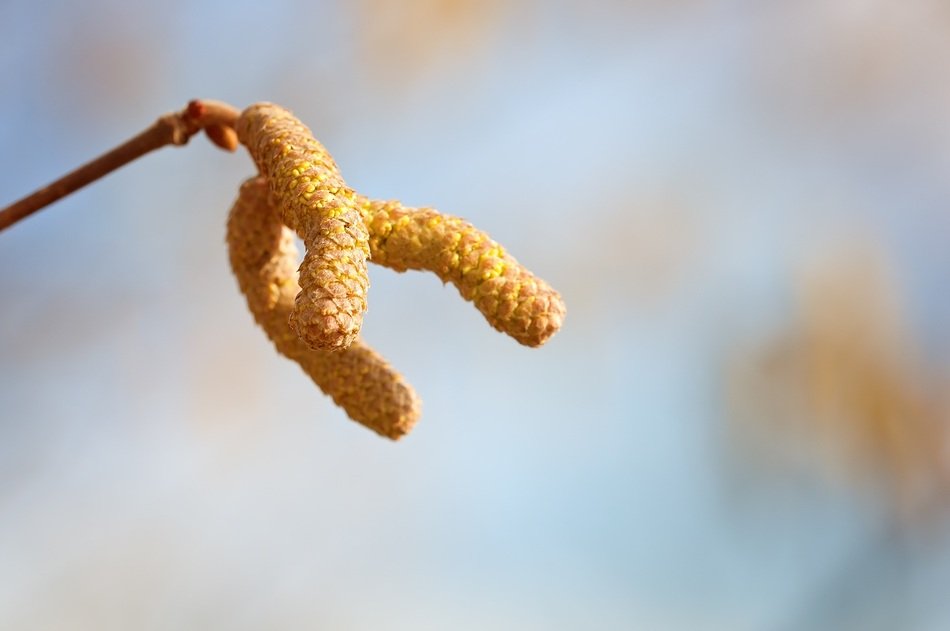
[237,103,370,352]
[357,196,565,347]
[226,177,420,439]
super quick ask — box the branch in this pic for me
[0,99,241,233]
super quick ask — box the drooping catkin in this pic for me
[357,196,566,347]
[236,103,370,352]
[227,177,420,439]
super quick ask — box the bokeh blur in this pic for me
[3,1,950,629]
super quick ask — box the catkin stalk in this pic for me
[227,177,420,439]
[237,103,370,352]
[358,196,566,347]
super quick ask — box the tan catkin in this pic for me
[227,177,420,439]
[357,196,566,347]
[236,103,370,352]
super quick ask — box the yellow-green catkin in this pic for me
[236,103,370,352]
[358,196,566,347]
[227,177,420,439]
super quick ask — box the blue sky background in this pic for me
[3,1,950,629]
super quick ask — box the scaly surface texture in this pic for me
[227,177,420,439]
[358,196,566,347]
[237,103,370,352]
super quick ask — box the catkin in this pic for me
[236,100,565,349]
[357,196,566,347]
[236,103,370,352]
[227,177,420,439]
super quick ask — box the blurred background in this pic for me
[2,0,950,629]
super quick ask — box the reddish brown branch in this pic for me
[0,99,241,233]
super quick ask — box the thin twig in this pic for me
[0,99,241,233]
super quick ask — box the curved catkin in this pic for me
[357,196,566,347]
[227,177,420,440]
[236,103,370,352]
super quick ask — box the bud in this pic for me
[203,123,239,152]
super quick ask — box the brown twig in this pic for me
[0,99,241,233]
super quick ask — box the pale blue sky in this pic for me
[2,1,950,629]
